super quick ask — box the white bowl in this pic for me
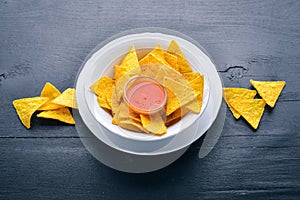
[75,28,222,155]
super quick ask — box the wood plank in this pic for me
[0,138,298,199]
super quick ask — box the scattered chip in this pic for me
[250,79,286,107]
[52,88,78,109]
[230,99,266,129]
[223,88,257,119]
[37,107,75,124]
[38,82,65,111]
[13,97,49,128]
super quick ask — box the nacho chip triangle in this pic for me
[164,51,178,71]
[183,72,201,82]
[250,79,286,107]
[139,45,170,67]
[113,65,128,81]
[37,107,75,124]
[140,113,167,135]
[13,97,49,128]
[165,107,189,127]
[223,88,257,119]
[112,101,146,133]
[189,75,204,111]
[165,88,180,116]
[38,82,65,110]
[90,76,115,110]
[167,40,192,73]
[163,77,200,113]
[52,88,78,109]
[230,99,266,129]
[120,45,139,70]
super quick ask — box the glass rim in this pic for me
[123,75,168,114]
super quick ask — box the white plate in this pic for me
[75,28,222,155]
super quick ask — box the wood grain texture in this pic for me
[0,0,299,199]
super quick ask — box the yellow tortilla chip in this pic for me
[155,65,186,84]
[90,76,115,110]
[120,45,139,70]
[113,45,139,81]
[38,82,64,110]
[52,88,78,109]
[13,97,49,128]
[113,65,128,81]
[140,113,167,135]
[139,45,170,67]
[37,107,75,124]
[165,88,180,116]
[230,99,266,129]
[165,107,189,127]
[90,76,114,96]
[167,40,192,73]
[223,88,257,119]
[164,52,178,71]
[183,72,201,81]
[112,101,146,132]
[189,75,204,111]
[163,77,200,113]
[250,79,286,107]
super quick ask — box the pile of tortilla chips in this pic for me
[13,82,77,128]
[223,80,285,129]
[90,40,204,135]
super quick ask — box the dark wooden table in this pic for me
[1,1,299,199]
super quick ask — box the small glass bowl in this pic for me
[123,76,167,115]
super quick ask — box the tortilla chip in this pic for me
[167,40,192,73]
[155,65,186,84]
[230,99,266,129]
[183,72,201,82]
[52,88,78,109]
[165,88,180,116]
[90,76,114,96]
[120,45,139,70]
[140,113,167,135]
[112,101,145,132]
[250,79,286,107]
[37,107,75,124]
[164,52,178,71]
[90,76,115,110]
[113,65,128,81]
[163,77,200,113]
[13,97,49,128]
[223,88,257,119]
[139,45,170,67]
[165,107,189,127]
[112,45,139,81]
[189,75,204,111]
[38,82,65,110]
